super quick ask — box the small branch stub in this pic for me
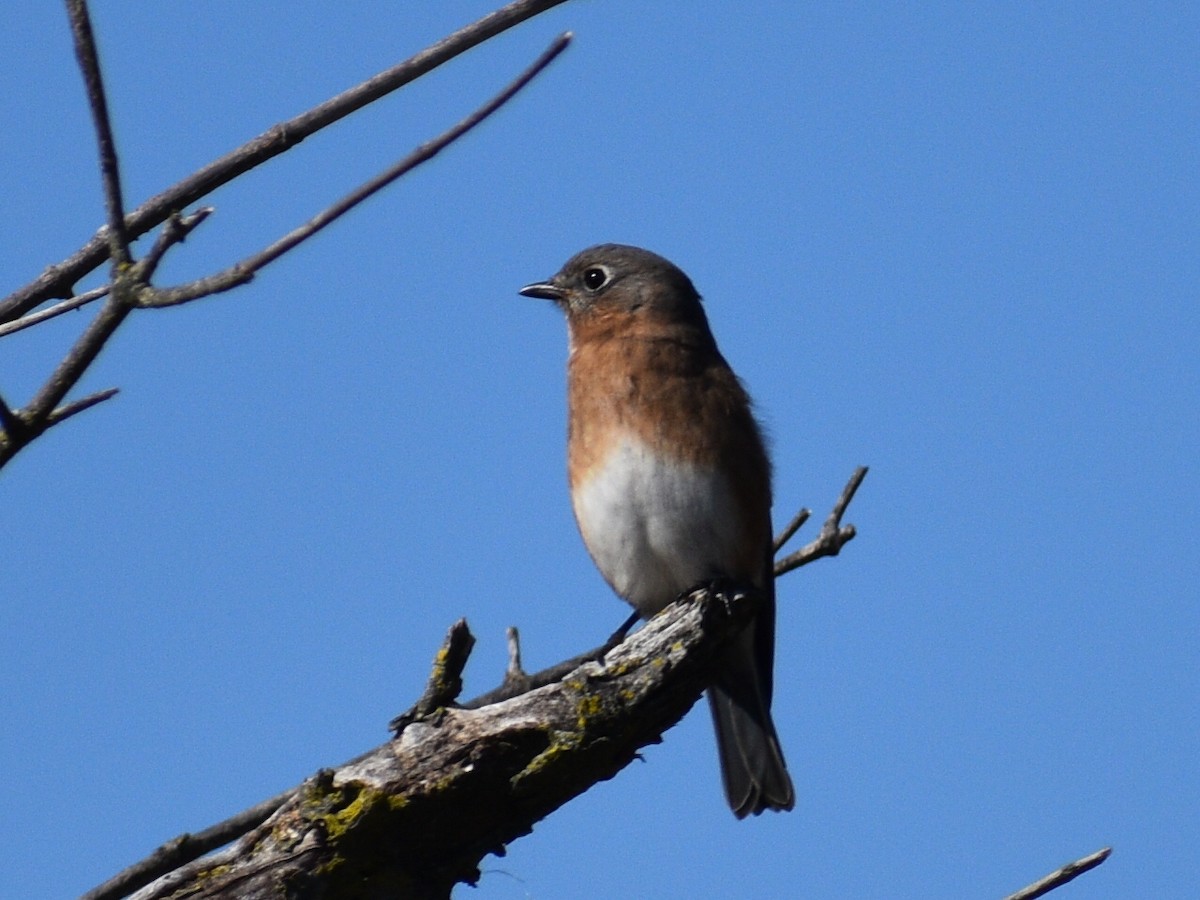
[390,618,475,734]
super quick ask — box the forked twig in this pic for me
[138,33,572,309]
[0,0,574,324]
[18,298,130,435]
[774,466,867,576]
[0,15,571,471]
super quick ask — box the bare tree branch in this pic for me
[0,285,110,338]
[6,0,140,465]
[0,0,574,324]
[115,583,765,899]
[1002,847,1112,900]
[0,21,572,471]
[4,2,136,463]
[64,0,131,267]
[84,469,868,896]
[135,32,573,309]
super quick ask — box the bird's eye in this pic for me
[582,267,608,291]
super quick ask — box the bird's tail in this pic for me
[707,614,795,818]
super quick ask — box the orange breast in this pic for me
[565,306,772,603]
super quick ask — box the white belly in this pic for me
[572,436,742,615]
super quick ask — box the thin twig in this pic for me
[137,207,214,283]
[0,285,110,338]
[44,387,119,429]
[0,29,571,471]
[461,582,763,710]
[138,32,573,309]
[2,388,119,454]
[1002,847,1112,900]
[463,638,612,709]
[0,0,574,324]
[493,626,535,698]
[825,465,867,527]
[774,466,868,576]
[79,789,296,900]
[773,506,811,553]
[65,0,131,268]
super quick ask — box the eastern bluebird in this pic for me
[519,244,794,817]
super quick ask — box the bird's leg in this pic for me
[597,609,642,658]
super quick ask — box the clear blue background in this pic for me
[2,2,1196,897]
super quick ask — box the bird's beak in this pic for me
[519,280,566,301]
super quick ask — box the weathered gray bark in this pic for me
[128,586,757,899]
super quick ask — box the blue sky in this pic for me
[2,2,1197,897]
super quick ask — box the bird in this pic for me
[519,243,794,817]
